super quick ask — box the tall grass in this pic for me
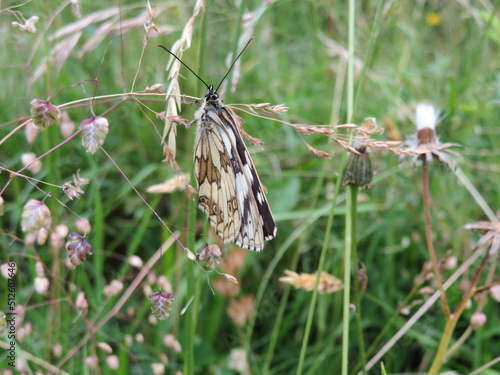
[1,1,499,374]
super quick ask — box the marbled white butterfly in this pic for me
[158,39,277,251]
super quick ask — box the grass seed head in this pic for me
[149,291,174,320]
[30,99,60,129]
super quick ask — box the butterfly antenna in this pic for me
[157,44,210,89]
[215,37,254,92]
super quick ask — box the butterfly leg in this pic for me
[181,94,201,107]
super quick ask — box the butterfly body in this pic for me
[194,86,276,251]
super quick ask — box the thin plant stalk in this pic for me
[342,186,355,375]
[350,186,367,374]
[422,159,450,316]
[341,0,356,374]
[427,249,490,375]
[446,250,499,359]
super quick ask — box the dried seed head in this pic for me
[11,16,39,33]
[184,247,197,262]
[470,312,487,329]
[51,224,69,250]
[135,333,144,343]
[34,276,50,294]
[1,262,17,279]
[151,363,165,375]
[21,199,51,233]
[75,218,92,234]
[70,0,82,19]
[80,116,109,154]
[279,270,343,294]
[30,99,60,129]
[97,342,113,353]
[75,291,89,316]
[306,143,331,159]
[36,227,49,245]
[62,182,84,200]
[489,285,500,302]
[35,260,44,277]
[402,103,459,168]
[162,333,182,352]
[66,232,93,266]
[149,291,174,320]
[222,273,239,284]
[25,121,39,144]
[104,280,124,297]
[197,243,222,269]
[106,354,119,370]
[157,275,172,293]
[86,355,98,369]
[21,152,42,174]
[146,174,189,194]
[128,255,143,268]
[60,111,75,138]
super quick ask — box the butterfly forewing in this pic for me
[194,87,277,251]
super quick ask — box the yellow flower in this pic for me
[426,12,442,26]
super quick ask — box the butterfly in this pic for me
[158,40,277,251]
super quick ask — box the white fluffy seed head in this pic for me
[415,103,439,131]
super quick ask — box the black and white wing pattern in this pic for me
[193,86,276,251]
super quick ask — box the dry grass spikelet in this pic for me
[279,270,343,294]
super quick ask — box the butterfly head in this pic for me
[205,85,220,101]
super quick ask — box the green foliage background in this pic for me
[1,0,499,374]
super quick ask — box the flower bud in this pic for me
[342,146,373,188]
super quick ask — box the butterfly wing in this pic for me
[195,103,276,251]
[194,119,241,243]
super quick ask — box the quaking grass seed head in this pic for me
[66,233,93,266]
[149,291,174,320]
[30,99,60,129]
